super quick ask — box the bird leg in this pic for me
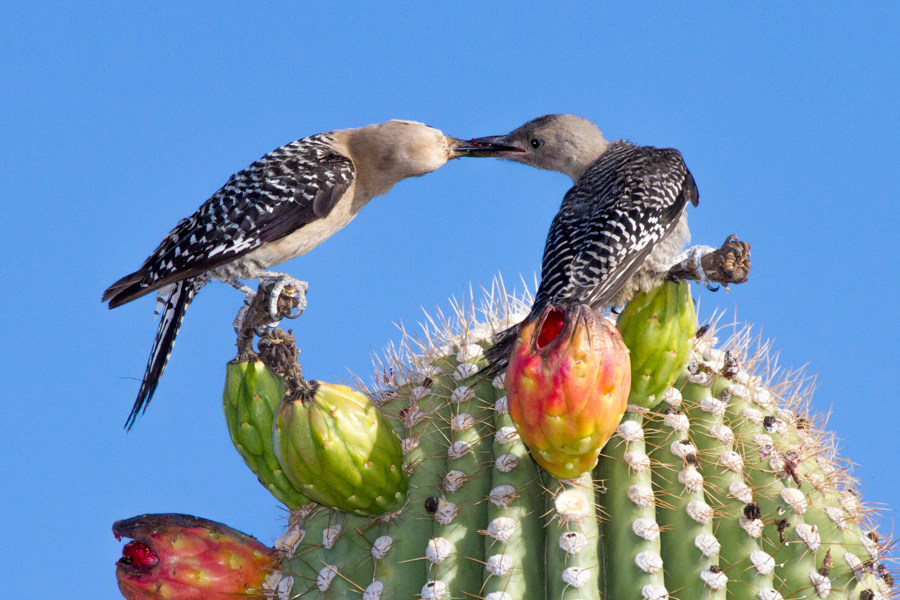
[669,245,720,291]
[231,279,307,359]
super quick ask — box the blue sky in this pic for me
[1,3,898,598]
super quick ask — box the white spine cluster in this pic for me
[561,566,590,588]
[635,551,664,574]
[678,467,704,493]
[780,487,808,515]
[426,537,453,564]
[627,485,655,508]
[559,531,589,554]
[322,525,343,549]
[728,482,753,504]
[421,580,448,600]
[494,426,519,444]
[401,437,419,454]
[739,516,764,538]
[699,397,726,416]
[700,568,728,590]
[486,553,513,576]
[641,583,670,600]
[450,386,474,403]
[794,523,821,552]
[362,581,384,600]
[617,420,645,441]
[489,485,516,508]
[448,440,472,458]
[663,412,690,432]
[487,517,517,542]
[453,362,478,380]
[451,413,475,431]
[809,569,831,597]
[686,500,714,524]
[632,518,661,541]
[669,440,696,459]
[495,453,519,472]
[316,565,338,591]
[709,424,734,444]
[442,470,467,492]
[663,386,682,407]
[625,450,652,472]
[371,535,393,559]
[555,489,591,519]
[750,550,775,575]
[434,499,458,525]
[694,533,721,557]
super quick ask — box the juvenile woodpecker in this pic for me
[103,120,513,429]
[469,114,713,375]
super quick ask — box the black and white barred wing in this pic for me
[535,143,697,310]
[103,134,355,307]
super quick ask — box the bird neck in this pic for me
[335,122,452,201]
[564,136,609,183]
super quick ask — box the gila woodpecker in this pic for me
[103,120,514,429]
[469,114,715,375]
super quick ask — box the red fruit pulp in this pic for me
[537,308,565,349]
[120,541,158,566]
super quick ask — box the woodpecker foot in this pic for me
[673,245,719,292]
[258,272,308,321]
[232,279,307,358]
[666,235,753,292]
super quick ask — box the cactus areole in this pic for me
[506,302,631,479]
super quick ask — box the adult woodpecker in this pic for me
[469,114,715,375]
[103,120,514,429]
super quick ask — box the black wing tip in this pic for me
[684,169,699,207]
[103,271,147,308]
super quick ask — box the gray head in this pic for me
[340,120,522,198]
[469,114,609,182]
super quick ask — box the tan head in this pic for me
[341,120,519,198]
[469,114,609,183]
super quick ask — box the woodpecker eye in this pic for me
[530,139,544,149]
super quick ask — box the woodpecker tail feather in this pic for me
[479,324,520,382]
[125,277,204,430]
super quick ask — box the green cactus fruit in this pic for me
[222,359,310,509]
[506,302,631,479]
[273,380,408,517]
[264,286,895,600]
[113,514,276,600]
[617,280,696,408]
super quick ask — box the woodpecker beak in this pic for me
[460,135,528,156]
[449,137,526,157]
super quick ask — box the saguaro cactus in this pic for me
[257,284,896,600]
[115,282,896,600]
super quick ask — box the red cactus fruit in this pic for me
[506,302,631,479]
[113,514,275,600]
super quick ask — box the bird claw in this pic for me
[283,305,304,319]
[255,321,280,338]
[259,273,309,321]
